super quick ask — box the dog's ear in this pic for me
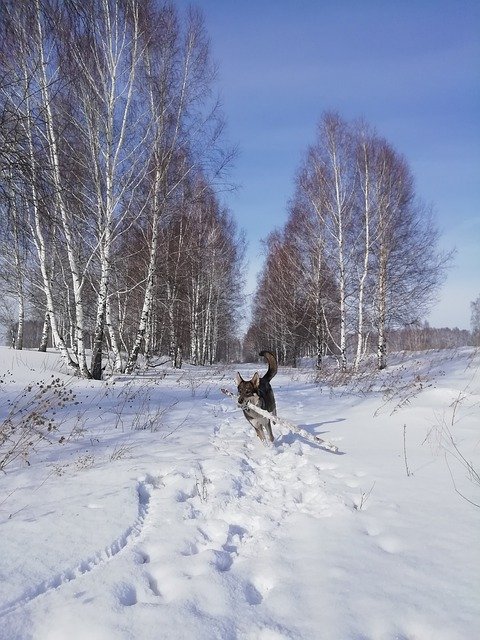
[235,372,243,386]
[252,372,260,388]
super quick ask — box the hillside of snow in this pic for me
[0,346,479,640]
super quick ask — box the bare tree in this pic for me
[369,141,450,368]
[248,112,450,369]
[59,0,150,378]
[123,5,234,374]
[0,1,80,368]
[470,294,480,346]
[293,112,356,369]
[1,0,238,372]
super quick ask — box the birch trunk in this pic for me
[106,296,123,372]
[38,312,50,352]
[377,246,388,370]
[332,146,348,372]
[87,2,140,379]
[201,280,214,365]
[34,0,90,377]
[18,37,76,368]
[190,277,200,365]
[8,181,25,351]
[354,139,371,370]
[15,295,24,351]
[124,231,159,373]
[124,175,161,375]
[167,282,179,368]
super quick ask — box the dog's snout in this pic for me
[238,394,247,407]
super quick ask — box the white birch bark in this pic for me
[304,115,354,371]
[331,140,348,372]
[33,0,90,377]
[6,178,26,351]
[124,179,161,374]
[38,312,49,352]
[124,8,197,373]
[354,137,371,370]
[105,296,122,371]
[17,38,76,368]
[73,0,143,378]
[190,275,200,365]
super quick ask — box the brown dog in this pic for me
[235,351,277,442]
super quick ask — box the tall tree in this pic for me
[0,0,237,372]
[61,0,148,378]
[294,112,356,370]
[250,112,450,369]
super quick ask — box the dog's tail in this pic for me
[259,350,277,381]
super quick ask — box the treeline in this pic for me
[0,0,244,376]
[245,113,451,369]
[243,324,473,365]
[388,325,472,352]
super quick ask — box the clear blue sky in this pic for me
[199,0,480,330]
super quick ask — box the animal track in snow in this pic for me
[244,581,263,605]
[133,413,346,613]
[115,582,137,607]
[0,476,155,618]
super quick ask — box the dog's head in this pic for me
[235,372,260,408]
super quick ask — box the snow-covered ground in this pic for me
[0,346,479,640]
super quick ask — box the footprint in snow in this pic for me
[244,581,263,605]
[209,549,233,572]
[135,549,150,565]
[115,582,137,607]
[179,541,199,557]
[146,573,161,598]
[250,574,276,599]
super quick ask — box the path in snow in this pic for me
[100,404,358,639]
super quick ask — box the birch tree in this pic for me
[285,199,339,367]
[0,0,240,365]
[368,141,449,369]
[353,128,374,368]
[59,0,149,378]
[0,1,80,368]
[295,113,356,369]
[0,181,29,349]
[249,112,449,369]
[31,0,93,376]
[124,6,233,373]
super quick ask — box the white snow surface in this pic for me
[0,346,479,640]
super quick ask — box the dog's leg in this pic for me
[254,425,266,441]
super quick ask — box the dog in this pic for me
[235,350,277,442]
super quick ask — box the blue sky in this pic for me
[199,0,480,330]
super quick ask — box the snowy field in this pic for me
[0,346,479,640]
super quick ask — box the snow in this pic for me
[0,346,479,640]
